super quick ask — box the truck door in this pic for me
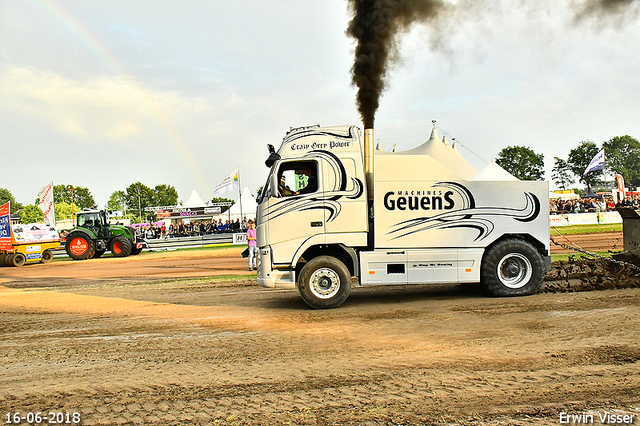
[263,159,325,265]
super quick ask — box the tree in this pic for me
[495,146,545,181]
[152,184,179,207]
[125,182,154,219]
[255,186,264,201]
[210,197,235,213]
[0,188,23,214]
[551,157,574,190]
[53,184,96,210]
[603,135,640,188]
[107,190,127,211]
[54,202,72,221]
[567,140,602,192]
[20,204,44,223]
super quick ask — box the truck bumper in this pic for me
[257,246,296,289]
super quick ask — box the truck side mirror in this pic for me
[269,174,281,198]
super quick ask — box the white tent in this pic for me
[212,187,257,222]
[471,161,519,181]
[382,122,479,180]
[184,189,206,206]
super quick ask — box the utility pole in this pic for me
[70,187,75,223]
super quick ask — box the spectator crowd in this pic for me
[135,217,253,240]
[550,194,640,214]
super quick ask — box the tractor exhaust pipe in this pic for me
[364,128,374,201]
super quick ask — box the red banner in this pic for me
[616,174,625,192]
[0,201,12,251]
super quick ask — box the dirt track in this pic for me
[549,231,624,254]
[1,242,639,425]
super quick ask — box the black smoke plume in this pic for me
[346,0,638,130]
[347,0,445,129]
[574,0,639,19]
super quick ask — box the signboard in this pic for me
[233,233,247,245]
[0,202,11,250]
[11,223,60,244]
[156,206,222,220]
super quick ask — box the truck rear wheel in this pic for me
[110,236,132,257]
[66,232,96,260]
[41,249,54,264]
[298,256,351,309]
[11,253,26,267]
[481,238,544,297]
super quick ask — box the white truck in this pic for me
[256,124,550,308]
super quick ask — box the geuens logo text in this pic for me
[384,190,455,211]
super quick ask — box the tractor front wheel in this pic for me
[110,236,132,257]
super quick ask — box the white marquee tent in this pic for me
[212,187,257,222]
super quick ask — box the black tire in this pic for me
[130,245,143,256]
[481,238,544,297]
[93,249,106,258]
[11,253,26,267]
[41,249,54,264]
[0,254,6,267]
[298,255,351,309]
[110,236,132,257]
[65,232,96,260]
[5,253,15,266]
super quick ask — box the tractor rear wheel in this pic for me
[65,232,96,260]
[110,236,132,257]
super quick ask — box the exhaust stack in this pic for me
[364,128,374,200]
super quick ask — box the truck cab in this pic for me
[257,125,368,293]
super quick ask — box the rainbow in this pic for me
[36,0,212,195]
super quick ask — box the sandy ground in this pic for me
[1,237,639,425]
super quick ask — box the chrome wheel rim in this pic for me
[309,268,340,299]
[497,253,532,289]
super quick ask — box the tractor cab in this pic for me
[77,210,109,239]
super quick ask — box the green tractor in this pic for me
[64,210,144,260]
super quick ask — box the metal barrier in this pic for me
[53,234,235,257]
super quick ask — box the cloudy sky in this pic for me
[1,0,639,207]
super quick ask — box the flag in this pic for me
[616,174,625,192]
[214,169,240,195]
[0,201,12,251]
[38,182,56,225]
[583,148,605,177]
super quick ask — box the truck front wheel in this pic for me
[298,256,351,309]
[481,238,544,297]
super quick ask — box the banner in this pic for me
[616,174,625,192]
[0,202,12,250]
[11,223,60,244]
[38,182,55,225]
[214,169,240,195]
[583,148,605,177]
